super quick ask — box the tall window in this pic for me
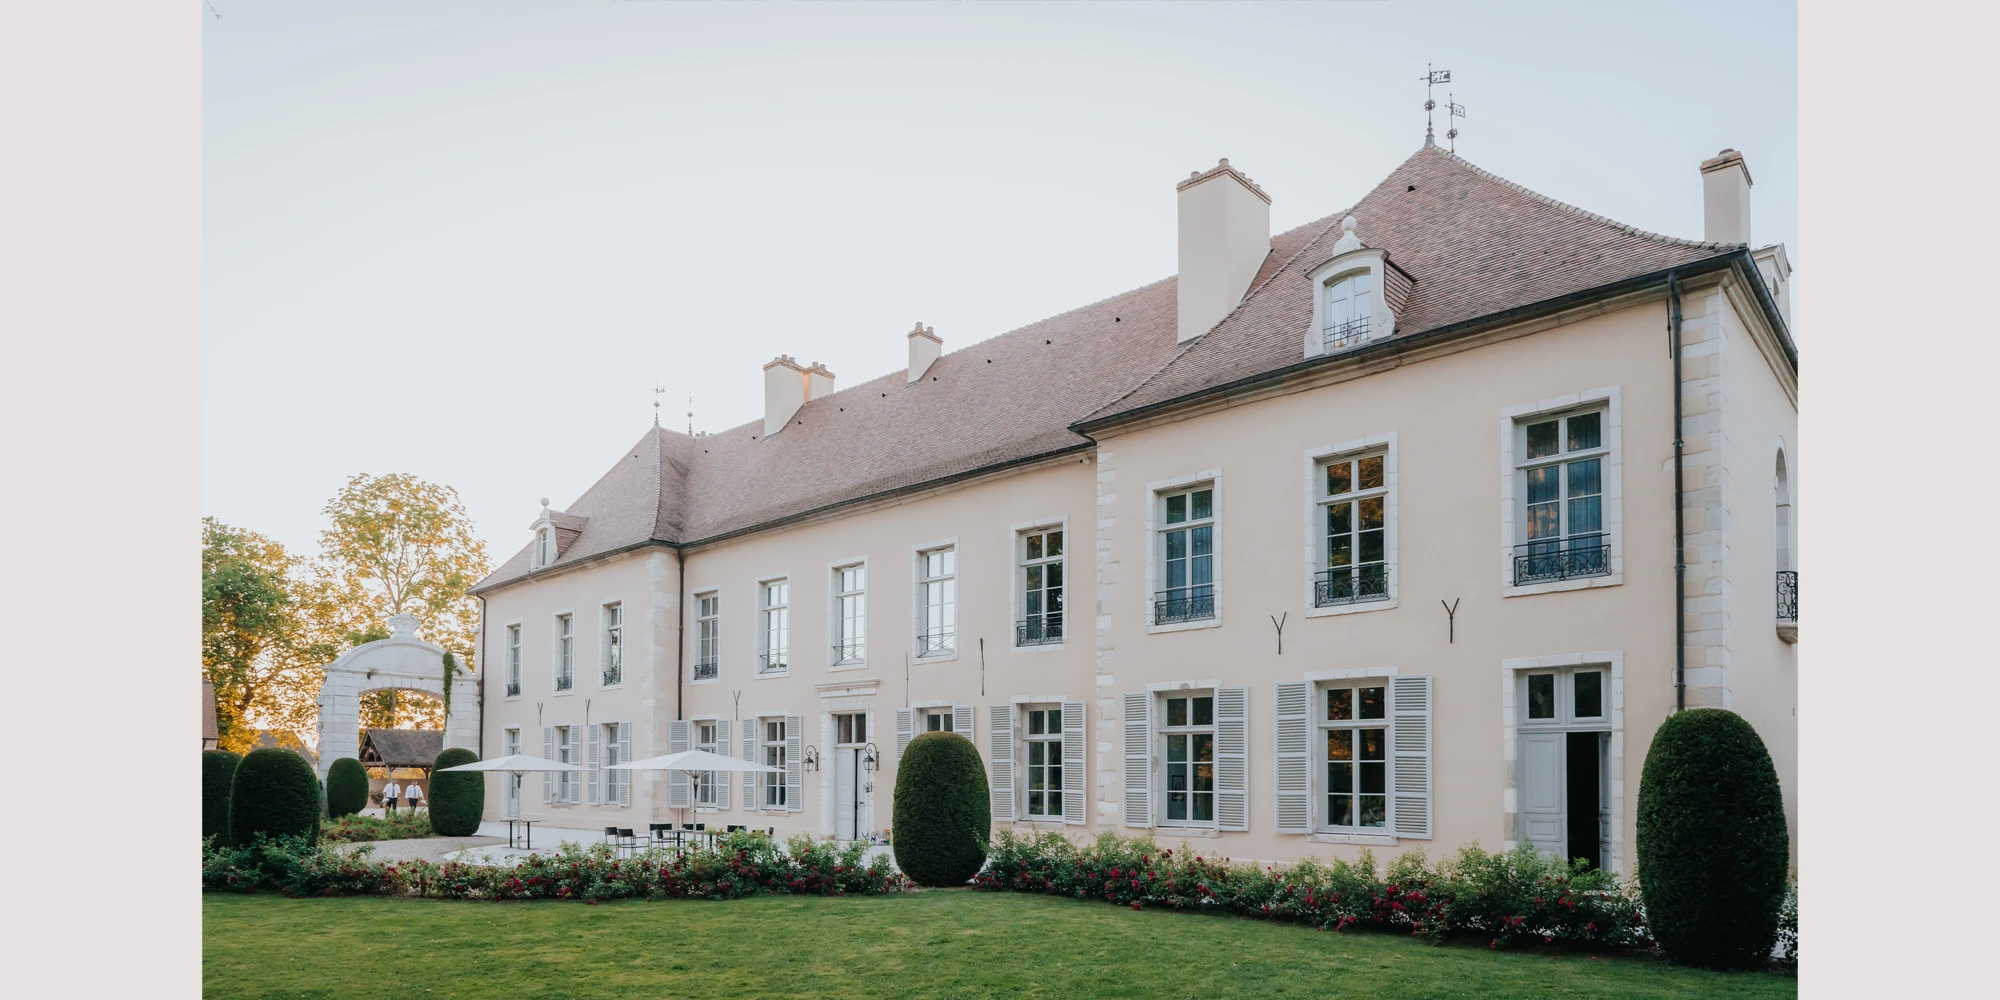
[505,625,521,697]
[1156,487,1215,624]
[694,722,717,806]
[1161,694,1215,825]
[601,602,622,686]
[1776,451,1796,625]
[1321,683,1387,830]
[694,593,719,680]
[600,722,624,805]
[536,528,553,567]
[1322,272,1374,350]
[1018,528,1064,646]
[1515,409,1608,583]
[555,725,573,800]
[762,719,788,808]
[918,547,956,657]
[922,708,955,733]
[555,614,574,691]
[1318,453,1388,606]
[759,580,789,674]
[1025,706,1064,818]
[833,565,866,665]
[504,727,520,757]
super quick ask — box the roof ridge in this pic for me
[1426,146,1744,252]
[650,424,665,541]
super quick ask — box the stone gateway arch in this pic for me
[315,614,479,783]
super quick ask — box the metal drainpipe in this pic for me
[1669,274,1687,713]
[676,545,687,722]
[476,594,487,760]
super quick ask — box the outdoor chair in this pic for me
[616,828,641,856]
[648,823,676,848]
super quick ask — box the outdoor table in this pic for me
[507,818,534,849]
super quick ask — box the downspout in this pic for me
[1669,274,1687,713]
[476,594,488,760]
[676,545,687,722]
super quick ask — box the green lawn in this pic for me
[204,890,1795,1000]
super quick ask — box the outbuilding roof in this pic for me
[359,728,446,770]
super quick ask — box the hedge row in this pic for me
[975,831,1649,950]
[203,831,909,902]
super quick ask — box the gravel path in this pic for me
[332,836,504,864]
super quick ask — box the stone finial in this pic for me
[1331,215,1363,254]
[388,613,420,637]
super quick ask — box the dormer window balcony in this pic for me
[1323,314,1372,353]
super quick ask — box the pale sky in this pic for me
[202,0,1797,564]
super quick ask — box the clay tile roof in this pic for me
[359,728,446,769]
[475,145,1744,593]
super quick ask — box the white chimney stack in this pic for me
[1176,158,1271,344]
[1700,148,1753,245]
[906,322,941,383]
[805,361,835,400]
[762,354,806,437]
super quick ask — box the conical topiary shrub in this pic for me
[203,749,242,844]
[1636,708,1790,968]
[325,757,369,818]
[228,747,322,846]
[428,747,484,837]
[891,731,990,887]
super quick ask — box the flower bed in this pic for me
[203,830,908,902]
[974,831,1650,950]
[321,809,439,843]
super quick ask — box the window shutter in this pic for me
[588,724,602,805]
[1122,691,1151,829]
[894,708,914,760]
[668,720,692,809]
[542,727,553,803]
[1391,675,1433,839]
[567,726,582,803]
[1275,681,1310,834]
[716,720,732,809]
[743,721,756,810]
[953,704,975,742]
[617,722,632,806]
[988,704,1015,822]
[1061,700,1086,826]
[785,714,803,812]
[1214,686,1249,832]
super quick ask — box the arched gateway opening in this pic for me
[315,613,479,784]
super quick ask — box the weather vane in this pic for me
[653,383,667,427]
[1447,93,1466,154]
[1421,64,1451,147]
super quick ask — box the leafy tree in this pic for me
[202,519,317,753]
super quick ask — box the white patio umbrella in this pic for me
[611,750,784,843]
[435,754,585,821]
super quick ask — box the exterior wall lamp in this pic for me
[802,745,820,773]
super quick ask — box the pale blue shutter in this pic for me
[1214,686,1249,832]
[742,721,756,809]
[785,715,803,812]
[894,708,913,760]
[953,705,975,742]
[567,727,582,803]
[587,724,601,805]
[1391,675,1433,839]
[716,720,732,810]
[668,720,692,808]
[989,704,1014,822]
[542,727,553,802]
[1123,692,1151,828]
[617,722,632,806]
[1061,700,1086,825]
[1275,681,1311,834]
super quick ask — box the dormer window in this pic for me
[536,528,553,568]
[1322,272,1374,351]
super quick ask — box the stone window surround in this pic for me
[1144,678,1223,829]
[1299,666,1403,846]
[1145,469,1224,635]
[688,583,722,686]
[550,607,576,697]
[598,597,625,690]
[753,572,791,680]
[1301,433,1399,619]
[1499,650,1626,873]
[1498,386,1624,597]
[1008,515,1070,654]
[501,618,524,699]
[814,678,880,840]
[910,536,960,664]
[826,555,869,672]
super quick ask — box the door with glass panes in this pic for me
[1517,667,1611,869]
[833,712,868,841]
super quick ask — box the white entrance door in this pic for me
[835,748,859,841]
[1519,731,1565,856]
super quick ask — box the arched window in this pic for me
[536,528,553,568]
[1323,273,1374,350]
[1774,450,1792,573]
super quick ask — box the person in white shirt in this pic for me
[403,782,424,811]
[383,779,402,814]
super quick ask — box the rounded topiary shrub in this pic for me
[228,747,323,846]
[891,731,991,887]
[428,747,484,837]
[202,749,242,844]
[325,757,369,818]
[1636,708,1790,968]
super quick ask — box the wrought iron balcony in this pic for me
[602,668,621,687]
[554,673,573,692]
[1154,585,1216,625]
[1512,534,1611,586]
[1323,315,1372,352]
[758,652,788,674]
[832,640,866,665]
[917,630,955,658]
[1777,571,1798,622]
[692,658,718,681]
[1316,567,1389,607]
[505,681,520,697]
[1016,613,1064,646]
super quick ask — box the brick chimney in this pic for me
[1700,148,1753,245]
[762,355,806,437]
[1176,158,1271,344]
[906,323,941,384]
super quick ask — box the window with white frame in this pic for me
[601,602,622,686]
[921,708,955,733]
[1024,706,1064,818]
[554,614,574,691]
[1322,272,1374,351]
[600,722,625,805]
[694,592,719,680]
[694,722,717,806]
[1160,693,1215,826]
[1320,682,1388,831]
[536,528,553,568]
[833,565,866,665]
[1018,528,1064,646]
[762,719,788,807]
[759,580,789,674]
[554,725,574,800]
[505,624,521,697]
[1317,453,1389,606]
[1514,409,1609,585]
[1523,667,1607,726]
[917,547,956,657]
[1156,487,1215,625]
